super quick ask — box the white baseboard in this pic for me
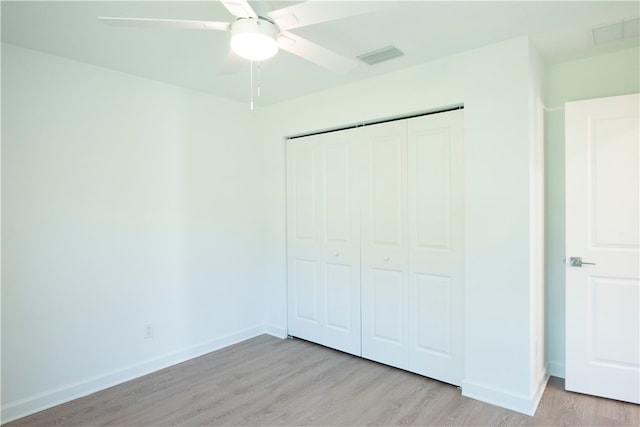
[461,372,550,416]
[1,326,265,424]
[264,325,288,339]
[547,360,565,378]
[3,325,557,422]
[530,370,550,415]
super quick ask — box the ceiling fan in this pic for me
[99,0,394,74]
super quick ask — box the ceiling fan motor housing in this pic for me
[230,18,279,61]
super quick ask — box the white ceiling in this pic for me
[2,1,639,105]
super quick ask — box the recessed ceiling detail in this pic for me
[357,45,404,66]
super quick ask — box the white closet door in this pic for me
[407,110,465,385]
[361,120,410,369]
[286,130,361,356]
[287,136,324,344]
[319,128,362,355]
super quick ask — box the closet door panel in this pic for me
[415,273,452,354]
[287,137,324,343]
[370,268,404,342]
[293,259,321,320]
[414,128,451,250]
[408,110,465,385]
[370,137,403,245]
[324,263,352,329]
[319,129,361,355]
[361,121,409,369]
[324,142,351,242]
[290,142,318,242]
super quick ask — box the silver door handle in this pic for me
[569,256,596,267]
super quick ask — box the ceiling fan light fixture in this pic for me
[230,18,278,61]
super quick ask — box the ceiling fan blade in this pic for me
[268,0,396,31]
[98,17,230,31]
[219,0,258,18]
[278,31,357,74]
[218,51,244,76]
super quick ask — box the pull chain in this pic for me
[249,61,263,110]
[250,60,254,110]
[257,62,261,98]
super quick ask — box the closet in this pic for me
[286,109,464,385]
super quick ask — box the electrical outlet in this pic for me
[144,323,154,339]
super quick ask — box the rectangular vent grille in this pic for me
[357,45,404,65]
[592,18,640,45]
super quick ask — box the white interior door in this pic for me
[407,110,465,386]
[361,120,409,369]
[565,93,640,403]
[286,130,361,356]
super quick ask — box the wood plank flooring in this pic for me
[6,334,640,426]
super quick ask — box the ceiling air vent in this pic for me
[591,18,639,45]
[357,45,404,65]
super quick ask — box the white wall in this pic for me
[1,44,265,422]
[544,47,640,377]
[259,37,545,414]
[528,41,547,404]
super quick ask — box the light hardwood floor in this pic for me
[6,334,639,426]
